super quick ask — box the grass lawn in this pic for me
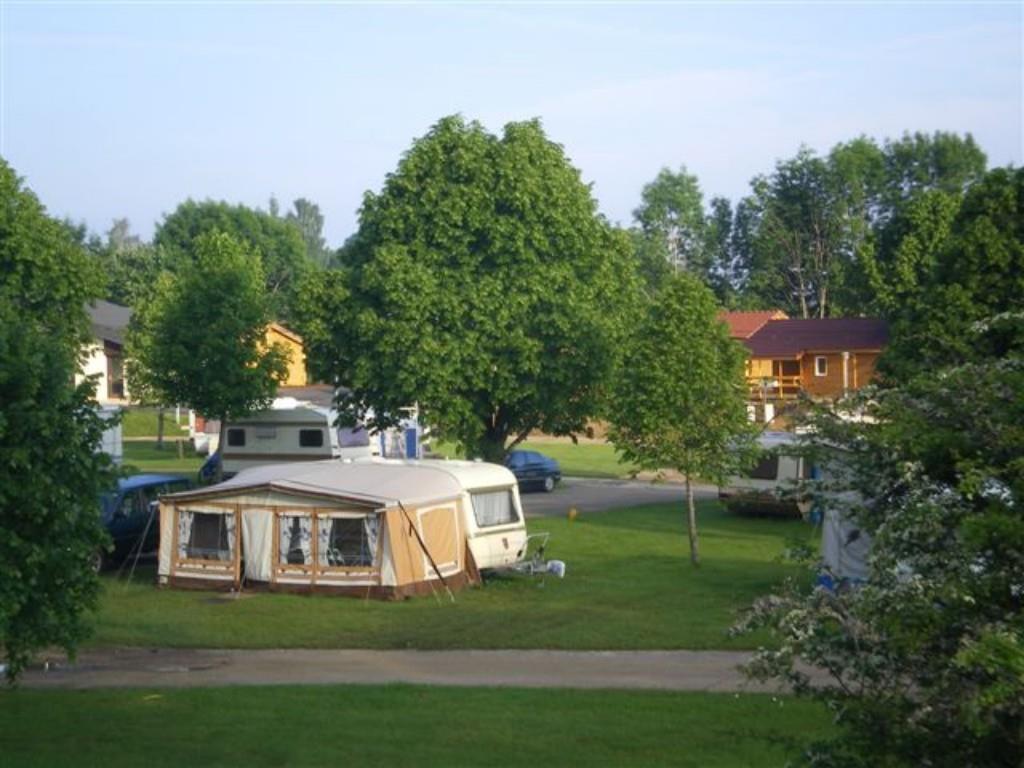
[91,501,812,650]
[121,440,203,476]
[119,408,192,439]
[433,438,638,478]
[0,685,832,767]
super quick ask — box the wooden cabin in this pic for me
[265,323,308,387]
[731,317,888,402]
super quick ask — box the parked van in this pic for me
[719,431,813,517]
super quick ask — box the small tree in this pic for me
[127,232,288,477]
[608,272,755,565]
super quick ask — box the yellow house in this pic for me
[266,323,308,387]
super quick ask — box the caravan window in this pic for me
[226,428,246,447]
[747,455,780,481]
[184,512,234,561]
[299,429,324,448]
[318,516,379,567]
[470,490,519,528]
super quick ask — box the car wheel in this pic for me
[543,475,556,493]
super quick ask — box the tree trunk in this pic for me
[156,408,165,450]
[476,432,508,464]
[685,475,700,566]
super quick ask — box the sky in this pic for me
[1,1,1021,246]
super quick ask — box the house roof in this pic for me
[268,322,303,344]
[745,318,889,358]
[87,300,132,345]
[719,310,788,339]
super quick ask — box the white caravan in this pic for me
[719,431,812,516]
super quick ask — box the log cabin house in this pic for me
[721,313,888,402]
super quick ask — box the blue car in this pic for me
[97,474,192,570]
[504,450,561,493]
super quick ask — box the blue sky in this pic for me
[1,1,1021,245]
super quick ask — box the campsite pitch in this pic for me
[0,685,834,767]
[90,501,812,651]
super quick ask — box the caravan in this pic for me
[158,458,534,598]
[719,431,813,517]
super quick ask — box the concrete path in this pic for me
[19,647,788,693]
[520,477,718,518]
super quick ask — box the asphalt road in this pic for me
[519,476,718,517]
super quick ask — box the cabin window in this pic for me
[226,428,246,447]
[317,516,379,567]
[279,514,313,566]
[815,356,828,377]
[105,341,125,400]
[470,490,519,528]
[747,455,780,481]
[299,429,325,448]
[180,511,235,561]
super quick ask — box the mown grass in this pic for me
[0,685,832,768]
[119,408,192,439]
[91,501,811,650]
[433,438,638,478]
[121,440,203,476]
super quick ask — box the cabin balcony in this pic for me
[746,375,802,401]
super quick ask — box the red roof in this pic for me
[745,318,889,358]
[719,310,788,339]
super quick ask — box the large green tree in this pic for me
[297,116,639,461]
[607,272,754,565]
[154,200,312,321]
[0,158,114,681]
[127,231,288,475]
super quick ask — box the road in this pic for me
[519,476,718,517]
[19,647,799,692]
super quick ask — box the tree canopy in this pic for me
[738,167,1024,766]
[154,199,312,321]
[0,158,113,681]
[297,115,639,461]
[608,272,754,565]
[127,231,288,444]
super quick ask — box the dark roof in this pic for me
[87,300,132,345]
[745,318,889,358]
[718,310,788,339]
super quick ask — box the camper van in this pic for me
[719,431,813,517]
[218,405,375,478]
[158,458,531,598]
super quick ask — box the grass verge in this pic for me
[91,501,811,650]
[0,685,831,767]
[122,440,203,476]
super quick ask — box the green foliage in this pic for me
[285,197,331,268]
[608,273,755,563]
[609,273,754,481]
[882,167,1024,379]
[737,182,1024,764]
[127,231,288,426]
[154,199,312,320]
[0,158,114,681]
[297,115,640,461]
[733,132,987,317]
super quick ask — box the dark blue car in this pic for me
[97,474,192,570]
[504,450,561,493]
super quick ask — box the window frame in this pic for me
[226,428,246,447]
[298,428,325,448]
[814,356,828,377]
[469,488,520,529]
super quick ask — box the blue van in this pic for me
[97,474,192,569]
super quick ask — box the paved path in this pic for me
[19,648,791,693]
[520,477,718,518]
